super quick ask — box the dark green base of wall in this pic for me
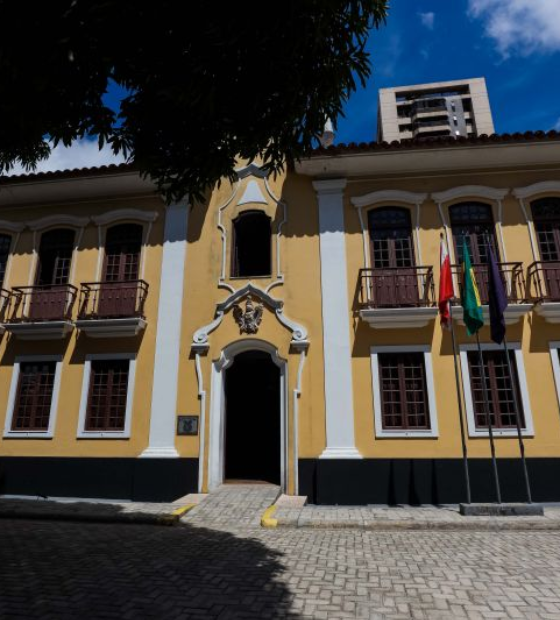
[0,457,199,502]
[299,458,560,505]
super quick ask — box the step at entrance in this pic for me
[184,483,280,528]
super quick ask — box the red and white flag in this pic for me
[439,236,454,329]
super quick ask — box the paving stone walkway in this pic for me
[184,483,280,527]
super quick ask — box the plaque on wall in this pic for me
[177,415,199,436]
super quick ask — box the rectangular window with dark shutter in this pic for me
[85,360,130,431]
[467,350,525,429]
[12,362,56,431]
[378,352,430,430]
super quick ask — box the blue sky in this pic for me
[337,0,560,143]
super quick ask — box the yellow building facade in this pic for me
[1,132,560,503]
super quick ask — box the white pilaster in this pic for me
[140,200,189,458]
[313,179,362,459]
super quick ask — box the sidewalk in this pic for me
[271,500,560,531]
[0,494,204,525]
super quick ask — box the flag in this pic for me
[461,239,484,336]
[487,243,508,344]
[438,236,454,329]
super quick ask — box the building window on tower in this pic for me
[231,210,271,277]
[370,346,439,438]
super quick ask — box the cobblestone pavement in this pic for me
[185,483,280,527]
[2,516,560,619]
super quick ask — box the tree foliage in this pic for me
[0,1,388,201]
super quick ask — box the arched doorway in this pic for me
[207,339,287,491]
[224,350,280,484]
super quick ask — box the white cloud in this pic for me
[6,139,126,176]
[554,117,560,131]
[468,0,560,57]
[419,11,435,30]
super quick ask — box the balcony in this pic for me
[3,285,77,339]
[358,267,438,328]
[451,262,532,325]
[527,261,560,323]
[75,280,148,337]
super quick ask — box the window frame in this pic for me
[230,209,272,279]
[548,341,560,414]
[370,345,439,438]
[459,342,534,438]
[3,355,63,439]
[77,353,136,439]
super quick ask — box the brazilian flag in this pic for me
[461,239,484,336]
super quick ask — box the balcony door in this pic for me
[368,207,418,307]
[450,202,499,304]
[98,224,142,318]
[30,229,75,321]
[532,198,560,301]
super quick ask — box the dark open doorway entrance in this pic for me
[224,350,281,485]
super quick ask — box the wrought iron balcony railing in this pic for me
[78,280,149,320]
[6,285,77,322]
[358,266,435,309]
[450,262,527,305]
[526,261,560,303]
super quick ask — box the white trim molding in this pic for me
[313,178,361,459]
[370,345,439,438]
[92,208,158,226]
[26,214,90,231]
[207,339,290,491]
[432,185,508,204]
[3,355,63,439]
[141,200,189,458]
[549,342,560,415]
[351,190,427,270]
[459,342,534,438]
[0,220,26,234]
[360,307,438,329]
[77,353,137,439]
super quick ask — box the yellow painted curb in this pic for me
[261,504,278,528]
[158,504,197,525]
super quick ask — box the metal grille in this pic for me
[11,362,56,431]
[36,229,75,286]
[85,360,129,431]
[378,353,430,430]
[467,350,525,429]
[104,224,142,282]
[0,234,11,287]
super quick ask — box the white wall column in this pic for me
[141,200,189,458]
[313,179,361,459]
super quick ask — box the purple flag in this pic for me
[487,243,508,344]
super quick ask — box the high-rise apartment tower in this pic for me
[377,77,495,142]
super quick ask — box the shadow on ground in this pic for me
[0,519,300,619]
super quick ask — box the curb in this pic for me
[275,519,560,531]
[0,504,197,527]
[261,505,278,528]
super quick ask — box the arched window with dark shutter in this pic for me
[98,223,144,318]
[532,197,560,300]
[449,202,498,304]
[231,210,271,277]
[0,234,12,288]
[36,228,75,286]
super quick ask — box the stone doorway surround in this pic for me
[208,339,289,493]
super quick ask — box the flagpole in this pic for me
[449,304,472,504]
[502,336,532,503]
[441,233,471,504]
[475,331,502,504]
